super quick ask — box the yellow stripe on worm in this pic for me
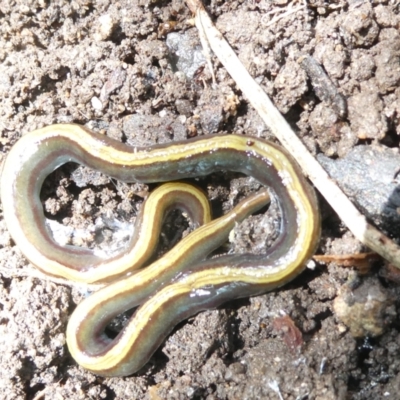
[67,189,271,376]
[0,124,320,376]
[12,180,211,283]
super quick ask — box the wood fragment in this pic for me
[314,252,381,274]
[273,314,303,352]
[299,55,347,118]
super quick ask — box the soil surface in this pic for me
[1,1,400,399]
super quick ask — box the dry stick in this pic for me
[185,0,400,269]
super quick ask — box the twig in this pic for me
[184,0,400,269]
[196,17,216,85]
[263,4,306,28]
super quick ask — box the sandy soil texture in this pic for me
[1,1,400,399]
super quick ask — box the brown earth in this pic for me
[1,1,400,399]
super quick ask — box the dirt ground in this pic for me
[1,0,400,399]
